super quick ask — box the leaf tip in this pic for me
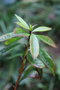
[15,14,17,17]
[51,43,57,48]
[48,27,52,30]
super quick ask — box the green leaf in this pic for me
[37,35,56,48]
[15,14,29,29]
[30,34,39,59]
[14,28,30,36]
[7,53,21,59]
[0,32,16,42]
[21,65,34,80]
[17,33,29,37]
[0,32,29,42]
[40,48,55,74]
[29,24,33,31]
[32,59,45,69]
[28,54,45,69]
[14,28,28,34]
[32,26,51,33]
[5,37,21,45]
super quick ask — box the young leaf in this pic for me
[40,48,55,74]
[15,14,29,29]
[16,22,30,31]
[30,34,39,59]
[37,35,56,48]
[32,26,51,33]
[28,54,45,69]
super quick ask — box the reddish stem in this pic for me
[13,45,29,90]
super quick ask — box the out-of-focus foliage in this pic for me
[0,0,60,90]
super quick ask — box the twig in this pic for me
[13,45,29,90]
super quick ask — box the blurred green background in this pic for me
[0,0,60,90]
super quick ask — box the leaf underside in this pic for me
[28,53,45,69]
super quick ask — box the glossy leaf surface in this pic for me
[37,35,56,48]
[0,32,16,42]
[30,34,39,59]
[15,14,29,29]
[32,26,51,33]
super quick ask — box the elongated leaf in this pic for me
[37,35,56,48]
[30,34,39,59]
[28,54,45,69]
[14,28,30,36]
[21,65,34,80]
[16,22,30,32]
[40,48,55,74]
[14,27,28,34]
[32,59,45,69]
[7,53,21,59]
[0,32,29,42]
[0,32,16,42]
[15,14,29,29]
[32,26,51,33]
[5,37,21,45]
